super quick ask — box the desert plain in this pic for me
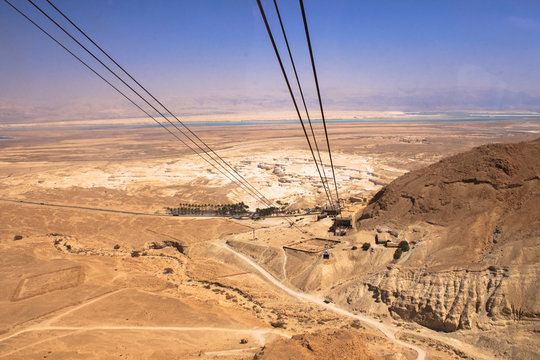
[0,117,539,359]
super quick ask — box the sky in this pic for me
[1,0,540,122]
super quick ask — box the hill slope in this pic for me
[345,138,539,340]
[359,137,540,267]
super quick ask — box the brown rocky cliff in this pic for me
[349,138,540,331]
[359,137,540,266]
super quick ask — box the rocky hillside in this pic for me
[360,137,539,264]
[351,138,539,334]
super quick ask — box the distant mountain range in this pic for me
[1,86,540,123]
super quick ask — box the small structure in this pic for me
[375,232,401,247]
[316,213,328,221]
[375,232,392,244]
[334,203,366,232]
[284,238,340,254]
[323,250,330,259]
[349,195,368,204]
[385,241,400,248]
[334,216,353,229]
[323,207,341,217]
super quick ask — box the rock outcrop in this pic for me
[360,265,538,331]
[352,138,540,331]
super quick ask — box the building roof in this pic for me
[339,204,366,218]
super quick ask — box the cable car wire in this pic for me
[43,0,273,211]
[5,0,310,232]
[256,0,335,209]
[272,0,335,209]
[299,0,340,205]
[4,0,273,212]
[26,0,278,211]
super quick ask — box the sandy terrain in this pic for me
[0,118,539,359]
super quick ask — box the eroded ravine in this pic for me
[218,242,427,360]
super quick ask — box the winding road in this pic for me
[219,242,427,360]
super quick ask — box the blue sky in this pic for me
[1,0,540,121]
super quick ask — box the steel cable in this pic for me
[256,0,335,209]
[6,0,310,231]
[299,0,340,206]
[26,0,276,210]
[44,0,276,211]
[272,0,335,209]
[4,0,272,211]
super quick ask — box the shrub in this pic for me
[163,267,174,274]
[131,250,140,257]
[398,240,410,252]
[13,235,23,241]
[351,245,358,250]
[113,244,120,250]
[350,320,364,329]
[393,248,403,260]
[163,241,184,254]
[270,321,286,329]
[361,242,371,251]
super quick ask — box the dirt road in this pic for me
[219,242,427,360]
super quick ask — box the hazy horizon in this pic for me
[2,0,540,122]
